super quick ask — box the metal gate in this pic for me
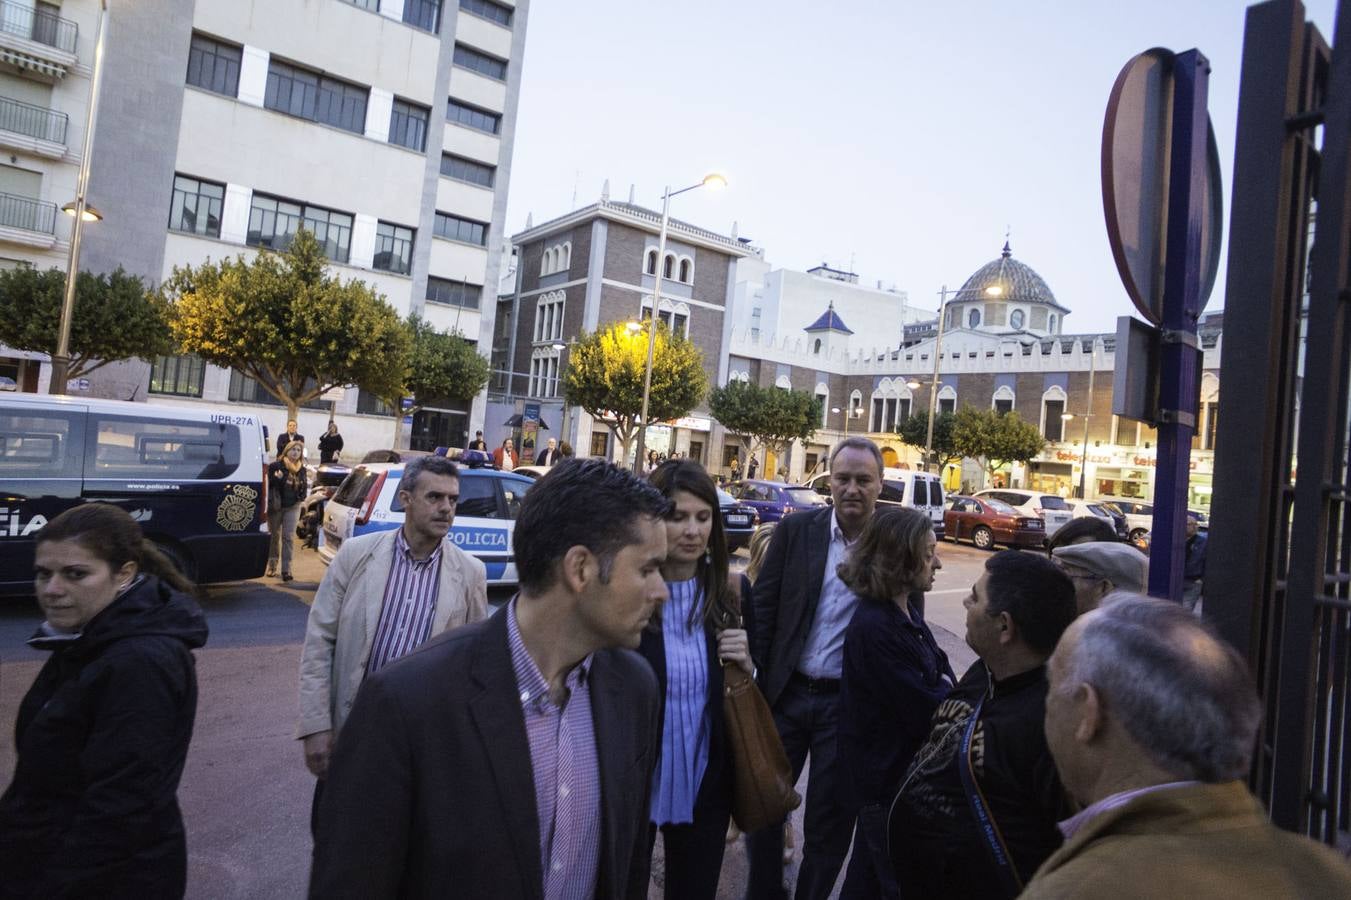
[1207,0,1350,844]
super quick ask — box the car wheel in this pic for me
[153,541,197,582]
[972,526,995,550]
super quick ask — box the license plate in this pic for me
[727,515,750,525]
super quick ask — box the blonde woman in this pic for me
[267,441,308,581]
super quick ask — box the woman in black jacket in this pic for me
[0,503,208,899]
[266,440,309,580]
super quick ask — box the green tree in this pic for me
[708,379,822,463]
[162,229,409,420]
[0,265,174,382]
[383,315,491,445]
[952,405,1046,480]
[896,409,962,469]
[563,320,708,464]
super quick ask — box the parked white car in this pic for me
[972,489,1074,537]
[1063,498,1129,538]
[1097,498,1154,543]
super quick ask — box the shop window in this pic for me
[589,430,609,459]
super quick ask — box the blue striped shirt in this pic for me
[651,576,711,826]
[365,529,442,675]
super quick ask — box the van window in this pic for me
[927,481,943,506]
[0,411,80,477]
[333,469,378,507]
[88,415,240,479]
[880,480,905,503]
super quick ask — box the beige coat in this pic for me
[297,528,488,739]
[1022,780,1351,899]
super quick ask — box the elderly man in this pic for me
[310,459,670,899]
[889,551,1078,899]
[534,437,562,466]
[1052,541,1148,614]
[747,436,884,899]
[1028,597,1351,898]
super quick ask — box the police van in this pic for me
[320,457,533,587]
[0,392,270,596]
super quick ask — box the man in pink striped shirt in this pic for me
[296,455,488,833]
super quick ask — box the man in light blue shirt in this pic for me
[748,437,883,900]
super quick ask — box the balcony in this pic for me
[0,191,56,248]
[0,1,78,80]
[0,94,66,156]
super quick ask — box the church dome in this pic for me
[950,242,1066,311]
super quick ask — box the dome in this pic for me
[949,242,1067,311]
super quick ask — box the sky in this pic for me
[501,0,1341,334]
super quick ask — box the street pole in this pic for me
[1078,339,1096,498]
[922,285,950,472]
[632,185,671,472]
[552,341,571,451]
[49,0,108,395]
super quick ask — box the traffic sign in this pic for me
[1102,48,1224,325]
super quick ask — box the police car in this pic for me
[319,455,533,587]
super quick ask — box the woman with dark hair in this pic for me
[837,507,955,900]
[267,440,308,581]
[641,459,752,899]
[0,504,208,898]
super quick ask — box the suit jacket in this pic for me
[535,447,560,466]
[297,528,488,739]
[1022,781,1351,899]
[750,505,833,706]
[637,611,732,819]
[309,610,662,900]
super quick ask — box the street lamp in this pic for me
[49,0,108,395]
[551,340,571,448]
[831,404,863,440]
[632,173,726,472]
[1062,337,1099,498]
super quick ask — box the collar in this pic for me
[979,659,1047,698]
[830,509,857,545]
[396,526,443,566]
[1058,781,1201,839]
[506,598,591,710]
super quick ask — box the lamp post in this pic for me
[831,404,862,440]
[1061,338,1098,498]
[49,0,109,395]
[632,173,726,471]
[551,340,571,450]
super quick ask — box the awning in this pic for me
[503,413,551,429]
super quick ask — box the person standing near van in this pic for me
[297,455,488,835]
[0,504,208,898]
[318,423,343,464]
[277,419,305,456]
[267,442,308,581]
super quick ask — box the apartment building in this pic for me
[1,0,529,455]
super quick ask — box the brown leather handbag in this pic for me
[723,586,801,833]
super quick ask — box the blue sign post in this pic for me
[1102,47,1219,602]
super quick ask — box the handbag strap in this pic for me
[957,687,1024,898]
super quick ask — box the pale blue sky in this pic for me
[503,0,1340,333]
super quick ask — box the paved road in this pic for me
[0,537,997,899]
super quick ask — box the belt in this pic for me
[791,671,841,693]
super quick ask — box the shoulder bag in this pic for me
[723,580,801,832]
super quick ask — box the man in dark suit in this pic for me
[747,436,883,900]
[277,419,304,455]
[310,459,673,900]
[535,437,562,466]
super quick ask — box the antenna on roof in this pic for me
[571,170,579,209]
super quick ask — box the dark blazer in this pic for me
[750,505,834,707]
[535,447,560,466]
[637,609,732,820]
[310,610,661,900]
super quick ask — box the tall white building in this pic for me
[1,0,530,455]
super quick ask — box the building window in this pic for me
[403,0,442,32]
[228,370,327,409]
[1043,398,1066,441]
[447,98,500,134]
[672,312,688,337]
[453,44,508,81]
[440,153,495,187]
[644,248,658,275]
[985,302,1007,326]
[168,174,224,238]
[1048,314,1057,333]
[389,99,429,151]
[344,0,380,10]
[426,276,481,309]
[264,59,368,134]
[460,0,512,27]
[530,349,560,398]
[678,257,692,283]
[247,193,353,264]
[534,290,565,342]
[186,33,241,97]
[1204,403,1218,449]
[995,398,1013,415]
[148,354,204,397]
[1010,309,1025,330]
[356,390,395,415]
[540,243,571,276]
[663,254,674,279]
[968,307,981,328]
[590,430,609,458]
[373,221,414,274]
[433,212,487,245]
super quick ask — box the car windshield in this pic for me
[985,498,1019,515]
[717,488,734,506]
[784,488,825,505]
[1039,496,1071,510]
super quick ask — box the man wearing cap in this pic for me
[1052,542,1148,615]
